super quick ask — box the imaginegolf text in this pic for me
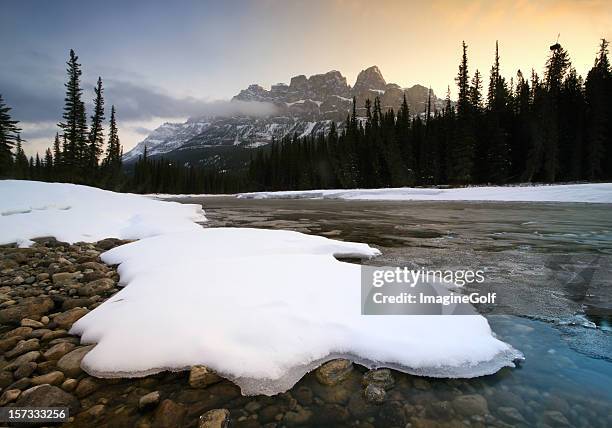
[372,292,497,305]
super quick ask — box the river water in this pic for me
[172,196,612,427]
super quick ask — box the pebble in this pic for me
[198,408,230,428]
[139,391,161,410]
[315,359,353,386]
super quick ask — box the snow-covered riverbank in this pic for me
[1,180,521,395]
[238,183,612,203]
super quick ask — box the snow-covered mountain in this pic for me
[124,66,447,165]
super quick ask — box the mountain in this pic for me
[123,66,447,166]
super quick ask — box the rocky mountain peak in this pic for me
[353,65,387,93]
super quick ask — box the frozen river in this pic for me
[172,196,612,426]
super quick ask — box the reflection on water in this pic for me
[169,196,612,426]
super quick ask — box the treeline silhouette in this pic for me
[2,40,611,194]
[0,50,124,188]
[249,40,612,191]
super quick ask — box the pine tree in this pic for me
[88,77,105,170]
[486,41,511,183]
[13,135,29,179]
[58,49,87,179]
[0,94,21,176]
[585,39,611,179]
[450,41,476,183]
[102,105,123,187]
[541,42,571,182]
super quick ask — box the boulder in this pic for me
[57,345,94,377]
[16,384,80,413]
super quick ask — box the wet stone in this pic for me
[315,359,353,386]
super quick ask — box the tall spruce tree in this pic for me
[486,41,511,183]
[585,39,611,179]
[58,49,87,180]
[0,94,21,176]
[88,77,105,170]
[450,41,475,183]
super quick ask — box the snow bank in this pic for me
[0,180,206,246]
[71,228,521,395]
[238,183,612,203]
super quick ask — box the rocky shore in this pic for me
[1,238,610,428]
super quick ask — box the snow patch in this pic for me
[0,180,206,246]
[71,228,520,395]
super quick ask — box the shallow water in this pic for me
[169,196,612,426]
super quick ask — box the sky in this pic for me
[1,0,611,156]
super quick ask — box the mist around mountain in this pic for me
[123,66,445,166]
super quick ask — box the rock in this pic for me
[364,384,386,404]
[4,350,41,370]
[0,296,54,324]
[41,315,50,324]
[378,401,407,427]
[29,328,52,338]
[53,307,89,329]
[37,273,50,281]
[283,405,313,426]
[41,329,69,341]
[32,371,65,386]
[20,318,44,328]
[0,370,14,388]
[35,360,57,374]
[0,389,21,406]
[315,359,353,386]
[81,403,105,419]
[14,362,37,379]
[153,399,186,428]
[497,406,527,424]
[4,326,32,338]
[293,386,313,406]
[78,278,114,296]
[189,365,222,388]
[198,408,230,428]
[61,378,78,392]
[52,272,79,285]
[5,338,40,359]
[542,410,571,427]
[44,341,76,360]
[413,378,431,390]
[57,345,95,377]
[8,377,32,391]
[362,368,395,389]
[16,384,80,414]
[75,377,99,398]
[96,238,126,250]
[0,336,19,352]
[452,394,489,417]
[139,391,161,410]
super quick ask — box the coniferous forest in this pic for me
[1,40,611,194]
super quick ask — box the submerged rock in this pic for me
[189,365,222,388]
[364,384,386,404]
[315,359,353,386]
[198,408,230,428]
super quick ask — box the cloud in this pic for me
[104,80,278,121]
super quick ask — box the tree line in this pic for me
[2,40,611,194]
[0,50,123,188]
[248,39,612,190]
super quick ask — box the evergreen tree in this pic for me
[450,41,475,183]
[13,135,29,179]
[0,94,21,176]
[88,77,105,170]
[585,39,611,179]
[58,49,87,179]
